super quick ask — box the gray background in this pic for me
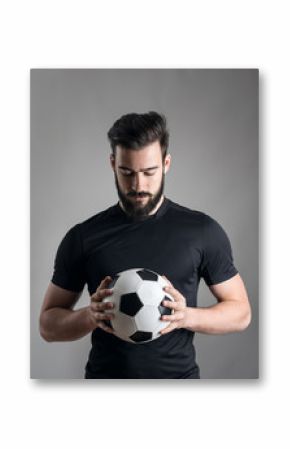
[30,69,258,379]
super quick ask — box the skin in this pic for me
[39,140,251,342]
[110,141,171,217]
[159,274,251,335]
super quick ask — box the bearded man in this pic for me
[39,111,251,379]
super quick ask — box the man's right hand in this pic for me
[88,276,116,334]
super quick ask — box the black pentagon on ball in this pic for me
[120,293,143,316]
[136,269,158,282]
[107,274,119,289]
[158,296,173,316]
[130,331,153,343]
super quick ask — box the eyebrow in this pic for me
[118,165,159,173]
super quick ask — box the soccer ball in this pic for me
[103,268,174,343]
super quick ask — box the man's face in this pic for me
[110,141,171,218]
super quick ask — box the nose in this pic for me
[131,172,145,193]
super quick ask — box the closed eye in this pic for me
[120,170,156,177]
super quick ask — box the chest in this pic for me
[84,221,203,305]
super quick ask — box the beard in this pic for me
[114,171,165,219]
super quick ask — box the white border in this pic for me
[1,1,289,447]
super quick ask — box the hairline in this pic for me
[111,141,167,161]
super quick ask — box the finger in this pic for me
[90,301,114,312]
[161,311,183,322]
[95,276,113,293]
[98,321,116,334]
[91,288,113,302]
[163,285,184,302]
[159,322,177,335]
[93,311,115,321]
[162,298,182,312]
[161,298,178,309]
[161,275,173,287]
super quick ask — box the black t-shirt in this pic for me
[51,197,238,379]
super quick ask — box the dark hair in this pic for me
[107,111,169,161]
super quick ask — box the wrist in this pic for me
[184,307,198,331]
[85,306,97,332]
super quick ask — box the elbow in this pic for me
[39,313,54,342]
[238,305,252,331]
[40,329,53,342]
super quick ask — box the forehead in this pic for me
[115,141,162,168]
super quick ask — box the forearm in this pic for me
[185,300,251,335]
[40,306,95,342]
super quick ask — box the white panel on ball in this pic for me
[102,268,175,344]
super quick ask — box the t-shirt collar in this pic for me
[116,196,169,223]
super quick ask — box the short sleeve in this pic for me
[51,224,86,292]
[200,217,239,286]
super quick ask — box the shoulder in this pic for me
[80,204,117,225]
[74,203,118,233]
[57,204,117,245]
[167,199,216,226]
[166,199,231,242]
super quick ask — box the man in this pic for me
[39,111,251,379]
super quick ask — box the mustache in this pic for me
[127,192,151,198]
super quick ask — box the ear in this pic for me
[163,154,171,174]
[110,154,115,172]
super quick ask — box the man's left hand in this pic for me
[159,276,190,335]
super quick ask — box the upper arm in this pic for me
[208,274,252,329]
[40,282,83,315]
[200,216,238,286]
[51,224,86,293]
[209,273,250,305]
